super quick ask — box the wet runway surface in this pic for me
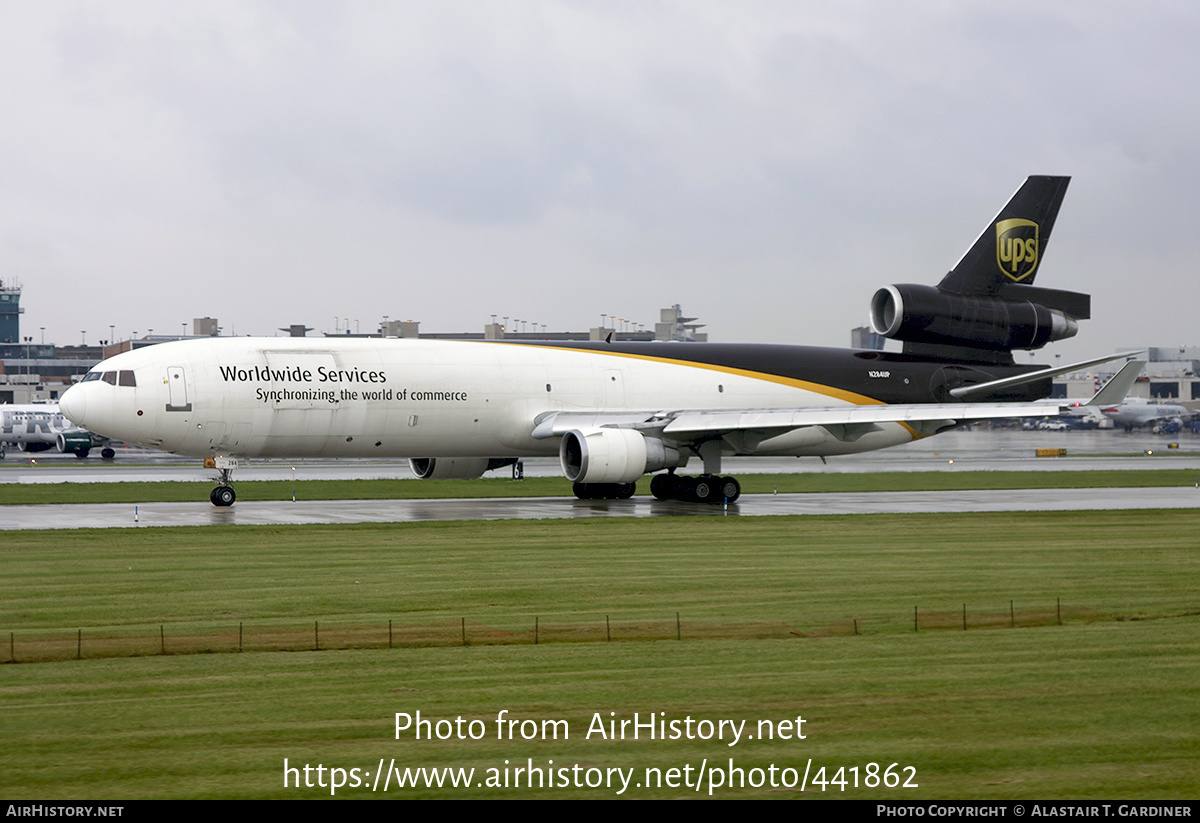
[3,429,1199,529]
[2,486,1198,531]
[3,429,1200,483]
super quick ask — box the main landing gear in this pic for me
[650,471,741,504]
[572,481,636,500]
[652,439,742,504]
[209,456,238,507]
[569,440,745,504]
[570,473,742,503]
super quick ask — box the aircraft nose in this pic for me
[60,384,87,426]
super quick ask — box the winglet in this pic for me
[1084,359,1146,409]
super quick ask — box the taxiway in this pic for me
[3,429,1198,530]
[2,486,1198,531]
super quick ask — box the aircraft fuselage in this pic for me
[59,337,1048,462]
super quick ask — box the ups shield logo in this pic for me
[995,218,1039,282]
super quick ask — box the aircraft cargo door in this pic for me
[166,366,192,412]
[260,351,338,455]
[603,369,625,409]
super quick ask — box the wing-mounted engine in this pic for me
[409,457,518,480]
[56,432,95,454]
[559,428,684,484]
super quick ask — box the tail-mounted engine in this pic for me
[869,283,1087,353]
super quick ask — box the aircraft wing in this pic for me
[948,351,1143,400]
[532,351,1145,450]
[532,352,1143,456]
[532,401,1057,447]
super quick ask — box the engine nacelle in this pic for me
[57,432,94,454]
[409,457,518,480]
[559,428,684,484]
[870,284,1078,351]
[19,441,53,453]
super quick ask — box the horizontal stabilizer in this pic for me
[995,283,1091,320]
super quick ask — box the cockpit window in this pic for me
[119,370,137,387]
[82,372,101,382]
[102,372,118,385]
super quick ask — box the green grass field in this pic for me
[3,508,1199,798]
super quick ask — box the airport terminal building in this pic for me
[1054,347,1200,406]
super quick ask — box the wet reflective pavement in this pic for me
[3,429,1198,529]
[2,486,1198,531]
[2,429,1199,483]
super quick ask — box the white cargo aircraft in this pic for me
[60,177,1136,506]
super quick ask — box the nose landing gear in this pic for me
[208,456,238,507]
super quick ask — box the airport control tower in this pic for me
[0,278,20,344]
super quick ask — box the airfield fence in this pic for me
[3,598,1134,664]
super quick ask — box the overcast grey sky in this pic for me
[2,1,1196,360]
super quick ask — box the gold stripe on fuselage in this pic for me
[482,341,922,438]
[482,340,889,406]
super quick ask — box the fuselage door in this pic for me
[166,366,193,412]
[603,369,625,409]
